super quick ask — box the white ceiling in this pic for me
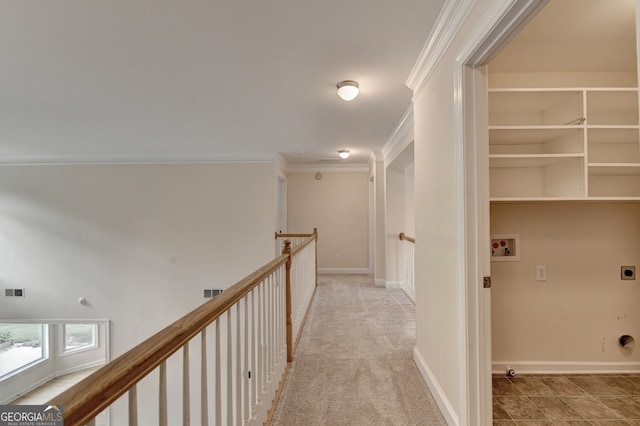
[0,0,446,165]
[490,0,637,73]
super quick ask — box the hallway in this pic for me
[271,274,445,425]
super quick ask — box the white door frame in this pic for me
[454,0,548,424]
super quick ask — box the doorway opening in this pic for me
[485,0,640,423]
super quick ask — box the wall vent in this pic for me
[204,289,223,299]
[4,288,25,298]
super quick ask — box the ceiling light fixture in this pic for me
[338,150,350,159]
[336,80,359,101]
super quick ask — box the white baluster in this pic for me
[159,361,167,426]
[259,283,265,397]
[201,330,208,426]
[243,296,250,424]
[129,385,138,426]
[227,310,233,426]
[215,320,221,426]
[250,289,257,412]
[183,343,190,426]
[236,300,242,424]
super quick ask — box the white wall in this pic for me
[0,162,277,360]
[286,171,369,273]
[404,162,415,236]
[385,167,405,284]
[414,65,466,423]
[385,158,415,287]
[491,202,640,372]
[411,0,499,424]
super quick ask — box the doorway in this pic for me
[459,0,640,423]
[486,0,640,422]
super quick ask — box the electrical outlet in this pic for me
[335,253,342,261]
[621,266,636,280]
[535,265,547,281]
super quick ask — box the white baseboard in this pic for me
[413,347,459,426]
[55,359,107,377]
[386,281,402,289]
[493,360,640,375]
[1,373,55,405]
[318,268,370,275]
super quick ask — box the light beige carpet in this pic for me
[271,274,446,426]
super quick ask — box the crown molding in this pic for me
[406,0,477,99]
[0,152,280,166]
[285,163,371,174]
[381,104,414,164]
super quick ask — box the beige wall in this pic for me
[0,162,277,359]
[491,202,640,371]
[374,159,387,283]
[286,171,369,272]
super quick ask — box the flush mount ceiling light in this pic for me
[336,80,359,101]
[338,150,350,159]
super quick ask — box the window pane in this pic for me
[64,324,96,352]
[0,323,46,378]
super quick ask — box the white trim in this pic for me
[53,359,106,377]
[452,1,550,424]
[385,281,402,289]
[284,163,371,174]
[317,268,370,275]
[414,347,459,426]
[462,0,549,67]
[373,279,387,287]
[0,153,280,166]
[60,323,98,356]
[0,319,111,324]
[381,105,414,162]
[275,153,289,175]
[406,0,477,99]
[492,361,640,375]
[0,372,55,405]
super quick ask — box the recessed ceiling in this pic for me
[489,0,637,73]
[0,1,446,165]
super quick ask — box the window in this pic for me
[0,323,48,379]
[63,323,97,353]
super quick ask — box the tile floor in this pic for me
[493,374,640,425]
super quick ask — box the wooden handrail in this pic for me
[277,228,318,290]
[48,252,293,426]
[275,227,318,239]
[399,232,415,243]
[290,230,316,256]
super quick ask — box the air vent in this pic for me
[4,288,25,298]
[204,289,223,299]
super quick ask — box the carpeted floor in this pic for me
[271,274,446,426]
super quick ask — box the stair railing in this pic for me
[399,232,416,304]
[274,228,317,254]
[48,232,318,426]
